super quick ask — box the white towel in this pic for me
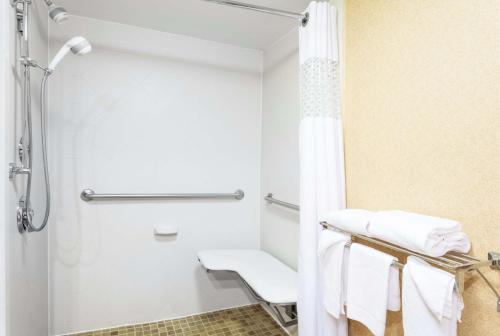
[318,229,350,318]
[346,244,401,336]
[368,210,471,257]
[319,209,373,235]
[403,257,463,336]
[387,264,401,312]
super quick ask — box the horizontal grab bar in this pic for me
[264,193,300,211]
[80,189,245,202]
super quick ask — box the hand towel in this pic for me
[368,210,471,257]
[319,209,373,235]
[403,257,464,336]
[387,265,401,312]
[346,244,401,336]
[318,229,350,318]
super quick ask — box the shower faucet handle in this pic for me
[8,163,30,179]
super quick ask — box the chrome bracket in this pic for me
[472,252,500,312]
[475,268,500,313]
[11,0,30,36]
[10,0,30,6]
[234,189,245,200]
[80,189,95,202]
[301,12,309,27]
[20,57,52,73]
[269,303,298,328]
[17,139,26,162]
[489,252,500,270]
[15,7,24,36]
[199,265,298,327]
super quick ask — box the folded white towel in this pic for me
[318,229,350,318]
[403,257,463,336]
[346,244,401,336]
[320,209,373,235]
[368,210,471,257]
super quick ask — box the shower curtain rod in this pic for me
[201,0,309,26]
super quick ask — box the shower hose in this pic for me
[20,65,52,232]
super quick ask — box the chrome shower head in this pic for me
[44,0,69,23]
[48,36,92,71]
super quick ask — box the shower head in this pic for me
[44,0,69,23]
[48,36,92,71]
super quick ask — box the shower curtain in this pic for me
[298,2,347,335]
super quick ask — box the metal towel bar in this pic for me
[264,192,500,312]
[81,188,244,202]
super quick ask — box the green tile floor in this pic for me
[66,304,287,336]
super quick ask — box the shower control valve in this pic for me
[16,197,33,233]
[8,163,30,179]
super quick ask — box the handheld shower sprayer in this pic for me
[43,0,69,23]
[14,35,91,233]
[48,36,92,71]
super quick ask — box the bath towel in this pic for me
[346,244,401,336]
[368,210,471,257]
[318,229,350,318]
[319,209,373,235]
[403,257,463,336]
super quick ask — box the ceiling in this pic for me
[58,0,310,50]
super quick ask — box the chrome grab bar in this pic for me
[264,193,300,211]
[80,188,245,202]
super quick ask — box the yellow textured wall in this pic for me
[344,1,500,335]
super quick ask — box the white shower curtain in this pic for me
[298,2,347,335]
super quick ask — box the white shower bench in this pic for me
[197,249,298,327]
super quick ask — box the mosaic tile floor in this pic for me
[66,304,287,336]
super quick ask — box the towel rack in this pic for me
[323,222,500,312]
[264,193,500,312]
[81,188,245,202]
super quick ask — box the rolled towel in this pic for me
[319,209,373,235]
[368,210,471,257]
[318,229,350,318]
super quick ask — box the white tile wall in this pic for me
[48,17,262,335]
[260,29,301,270]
